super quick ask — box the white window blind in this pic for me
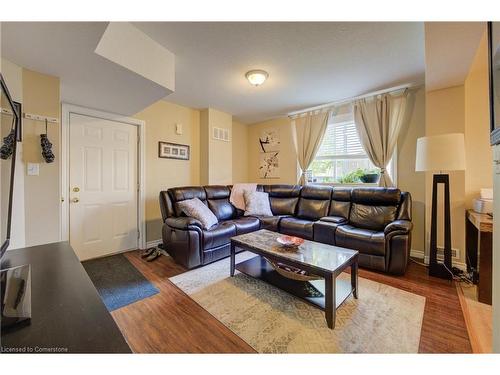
[309,117,395,184]
[315,121,365,159]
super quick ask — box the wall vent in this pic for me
[436,247,460,260]
[212,127,230,142]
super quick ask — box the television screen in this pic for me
[489,22,500,145]
[0,74,20,260]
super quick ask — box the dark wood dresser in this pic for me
[1,242,131,353]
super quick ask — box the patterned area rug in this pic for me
[170,252,425,353]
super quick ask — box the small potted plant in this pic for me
[359,168,380,183]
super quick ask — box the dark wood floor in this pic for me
[112,250,255,353]
[111,251,471,353]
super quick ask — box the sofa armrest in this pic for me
[319,216,348,224]
[384,220,413,235]
[165,217,203,230]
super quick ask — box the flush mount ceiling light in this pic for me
[245,70,269,86]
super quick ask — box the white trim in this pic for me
[146,239,162,249]
[410,249,467,271]
[60,103,146,250]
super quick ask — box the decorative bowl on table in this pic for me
[276,235,304,248]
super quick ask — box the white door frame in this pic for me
[60,103,146,250]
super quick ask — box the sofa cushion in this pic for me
[202,221,237,249]
[351,187,401,206]
[348,187,400,231]
[349,204,397,231]
[296,185,332,220]
[329,188,352,219]
[335,225,386,256]
[319,216,347,224]
[177,198,218,230]
[279,217,314,240]
[263,184,301,215]
[313,220,341,245]
[225,217,261,235]
[168,187,207,217]
[243,191,273,216]
[253,215,289,232]
[204,185,237,221]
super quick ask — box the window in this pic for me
[308,117,395,184]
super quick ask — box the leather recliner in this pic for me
[159,184,413,275]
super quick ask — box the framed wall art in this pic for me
[158,141,190,160]
[259,128,280,152]
[259,151,280,179]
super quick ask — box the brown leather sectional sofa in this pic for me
[159,184,413,275]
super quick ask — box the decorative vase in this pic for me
[360,173,380,183]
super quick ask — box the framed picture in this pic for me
[158,141,190,160]
[259,152,280,179]
[259,128,280,152]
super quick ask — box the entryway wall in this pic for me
[1,58,60,248]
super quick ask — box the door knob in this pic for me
[72,198,80,203]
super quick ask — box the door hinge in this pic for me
[137,230,141,240]
[137,183,140,192]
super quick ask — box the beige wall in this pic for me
[465,31,493,207]
[134,101,200,242]
[22,68,61,247]
[232,120,249,183]
[425,85,466,264]
[200,108,233,185]
[248,117,298,184]
[397,87,426,253]
[199,109,209,185]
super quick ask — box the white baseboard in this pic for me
[145,239,162,249]
[410,249,467,271]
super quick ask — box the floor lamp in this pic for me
[415,133,466,280]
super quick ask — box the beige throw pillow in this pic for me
[177,198,218,230]
[244,191,273,217]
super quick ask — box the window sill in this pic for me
[308,182,379,187]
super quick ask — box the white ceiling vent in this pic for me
[212,127,230,142]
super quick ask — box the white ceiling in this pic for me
[134,22,425,123]
[1,22,169,116]
[425,22,485,91]
[2,22,425,123]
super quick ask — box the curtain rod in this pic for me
[287,82,423,117]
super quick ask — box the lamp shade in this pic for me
[415,133,466,172]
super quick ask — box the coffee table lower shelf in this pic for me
[236,255,354,315]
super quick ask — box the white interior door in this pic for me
[69,113,138,260]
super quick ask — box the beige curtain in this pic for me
[291,110,331,185]
[353,90,408,187]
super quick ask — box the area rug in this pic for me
[170,252,425,353]
[83,254,159,311]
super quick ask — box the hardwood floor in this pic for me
[457,283,492,353]
[357,260,472,353]
[111,251,471,353]
[111,251,255,353]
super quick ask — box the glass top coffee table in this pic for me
[230,229,359,329]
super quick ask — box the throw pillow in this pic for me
[244,191,273,217]
[177,198,218,230]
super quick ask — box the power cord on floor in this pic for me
[410,257,474,285]
[443,263,474,285]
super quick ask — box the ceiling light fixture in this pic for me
[245,70,269,86]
